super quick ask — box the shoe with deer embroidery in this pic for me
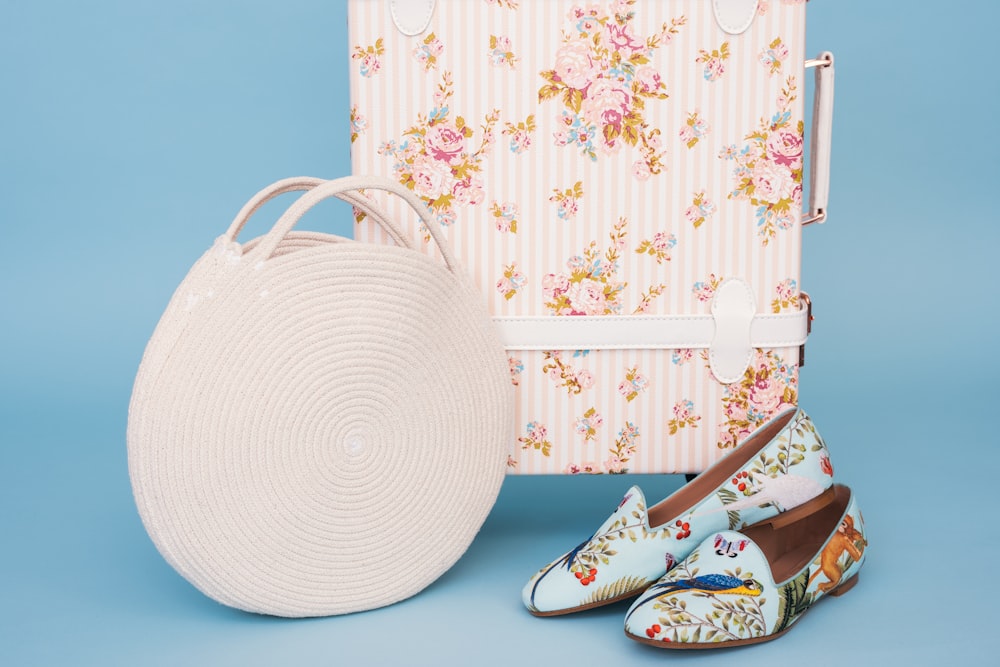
[623,484,867,648]
[522,408,836,616]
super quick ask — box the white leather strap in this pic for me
[495,312,806,350]
[389,0,435,36]
[497,281,806,383]
[712,0,758,35]
[808,52,835,224]
[709,278,757,384]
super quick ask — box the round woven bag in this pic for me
[128,176,512,617]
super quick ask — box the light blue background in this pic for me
[2,1,996,664]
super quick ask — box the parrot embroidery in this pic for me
[626,574,763,623]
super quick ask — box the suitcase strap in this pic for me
[495,278,810,384]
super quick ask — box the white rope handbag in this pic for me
[128,175,512,617]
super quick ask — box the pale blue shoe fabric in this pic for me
[623,484,866,648]
[522,408,835,616]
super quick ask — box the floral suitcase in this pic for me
[347,0,833,474]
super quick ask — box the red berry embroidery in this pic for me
[645,624,662,639]
[674,521,692,539]
[576,567,597,585]
[731,471,751,494]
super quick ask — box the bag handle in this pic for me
[223,176,417,252]
[252,175,458,272]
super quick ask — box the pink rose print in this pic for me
[412,33,444,72]
[491,200,519,233]
[425,122,467,164]
[603,422,639,474]
[352,39,385,78]
[679,111,710,149]
[717,350,797,449]
[575,407,603,442]
[635,231,677,264]
[752,159,795,204]
[748,372,785,414]
[685,190,717,228]
[635,66,661,94]
[379,72,500,235]
[502,115,536,154]
[452,177,485,206]
[566,279,608,315]
[618,367,649,402]
[759,37,789,77]
[544,218,628,316]
[696,42,730,82]
[771,278,800,313]
[604,455,627,475]
[766,128,804,168]
[350,106,367,144]
[542,272,570,294]
[489,34,518,69]
[549,181,584,221]
[671,348,694,365]
[496,262,526,300]
[722,77,803,244]
[667,400,701,434]
[692,274,724,303]
[632,159,652,180]
[539,2,686,175]
[508,356,524,386]
[519,421,553,456]
[410,155,451,201]
[553,40,599,89]
[541,351,595,395]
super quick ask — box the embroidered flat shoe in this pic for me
[623,484,867,648]
[522,408,836,616]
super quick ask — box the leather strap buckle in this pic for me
[798,292,813,367]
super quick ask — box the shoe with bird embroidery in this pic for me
[623,483,867,648]
[522,408,836,616]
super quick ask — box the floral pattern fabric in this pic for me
[349,0,809,474]
[721,77,803,244]
[377,72,499,233]
[538,2,686,177]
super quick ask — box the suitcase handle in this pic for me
[803,52,834,226]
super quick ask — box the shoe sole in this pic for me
[624,572,859,649]
[528,587,646,617]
